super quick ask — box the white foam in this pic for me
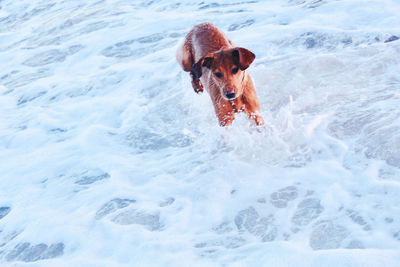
[0,0,400,265]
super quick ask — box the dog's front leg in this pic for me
[218,113,234,126]
[243,97,264,126]
[244,102,264,126]
[242,87,264,126]
[190,71,203,94]
[248,112,264,126]
[214,100,235,126]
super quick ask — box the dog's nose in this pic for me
[225,92,236,99]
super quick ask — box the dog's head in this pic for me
[192,47,255,100]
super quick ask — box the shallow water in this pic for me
[1,0,400,266]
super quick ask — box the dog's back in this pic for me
[177,23,231,71]
[189,23,232,62]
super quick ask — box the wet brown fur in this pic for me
[176,22,264,126]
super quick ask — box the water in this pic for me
[1,0,400,266]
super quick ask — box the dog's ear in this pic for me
[192,55,214,79]
[232,47,255,70]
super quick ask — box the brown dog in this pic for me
[176,22,264,126]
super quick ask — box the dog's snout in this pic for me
[225,92,236,99]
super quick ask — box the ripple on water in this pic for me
[5,242,64,262]
[22,49,66,67]
[3,69,52,89]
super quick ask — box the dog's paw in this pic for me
[249,113,264,126]
[191,80,204,94]
[255,116,264,126]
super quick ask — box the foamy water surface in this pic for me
[1,0,400,266]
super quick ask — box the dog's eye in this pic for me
[232,67,239,74]
[215,72,223,78]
